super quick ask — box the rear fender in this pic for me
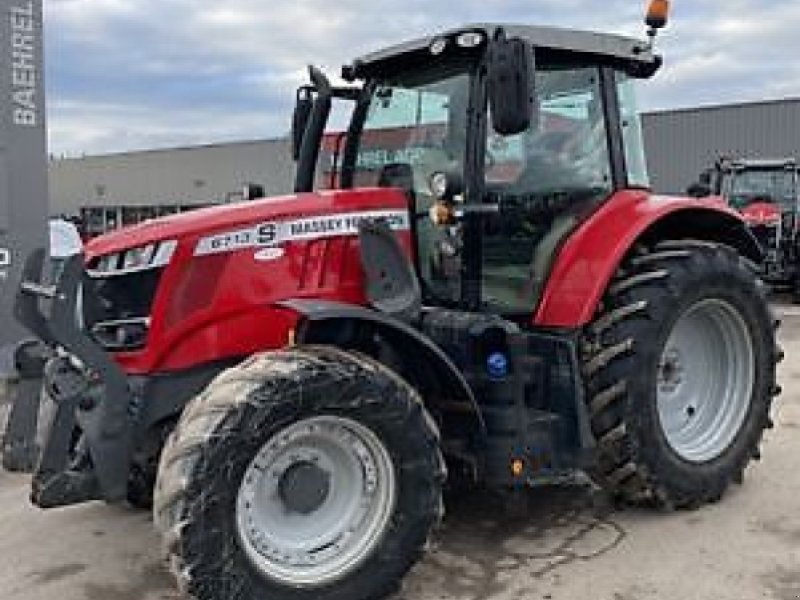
[534,190,761,328]
[280,299,485,437]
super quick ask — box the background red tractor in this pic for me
[6,6,780,600]
[690,157,800,298]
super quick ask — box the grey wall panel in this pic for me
[643,99,800,194]
[49,139,294,215]
[0,0,48,373]
[48,98,800,217]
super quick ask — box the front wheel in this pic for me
[153,346,444,600]
[582,241,780,508]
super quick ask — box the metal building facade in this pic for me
[642,98,800,195]
[49,138,293,233]
[47,97,800,219]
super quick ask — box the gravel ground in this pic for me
[1,306,799,600]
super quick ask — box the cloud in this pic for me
[42,0,800,155]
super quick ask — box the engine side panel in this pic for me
[112,189,413,373]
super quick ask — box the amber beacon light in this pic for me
[644,0,670,50]
[646,0,670,30]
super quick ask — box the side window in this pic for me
[486,69,611,191]
[482,67,612,313]
[616,73,650,188]
[539,87,610,189]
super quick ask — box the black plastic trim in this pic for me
[279,299,486,435]
[600,66,627,190]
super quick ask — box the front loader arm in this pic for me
[11,250,134,507]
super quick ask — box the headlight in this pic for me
[123,243,156,269]
[429,169,463,201]
[456,31,484,48]
[430,172,449,199]
[429,37,448,55]
[91,317,150,351]
[90,240,176,277]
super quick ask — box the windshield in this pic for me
[351,66,470,194]
[726,169,796,210]
[352,65,472,303]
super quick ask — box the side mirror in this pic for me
[486,31,535,136]
[291,87,313,161]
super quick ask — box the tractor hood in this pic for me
[739,201,781,227]
[84,188,410,261]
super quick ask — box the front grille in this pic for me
[87,268,163,351]
[92,268,162,321]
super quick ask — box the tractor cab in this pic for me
[691,157,800,289]
[713,158,798,216]
[292,23,660,315]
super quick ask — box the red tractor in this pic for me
[7,7,780,600]
[690,157,800,297]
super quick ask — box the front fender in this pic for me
[534,190,760,328]
[279,299,485,436]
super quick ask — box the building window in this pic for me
[79,204,212,238]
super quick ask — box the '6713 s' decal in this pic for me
[194,209,410,256]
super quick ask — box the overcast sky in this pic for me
[45,0,800,157]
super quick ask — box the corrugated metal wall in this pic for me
[49,138,293,215]
[48,98,800,212]
[642,99,800,195]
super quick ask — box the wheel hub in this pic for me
[658,348,684,393]
[235,415,397,587]
[656,298,754,463]
[277,461,330,515]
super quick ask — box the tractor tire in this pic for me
[153,345,444,600]
[581,240,780,509]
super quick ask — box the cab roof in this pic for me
[721,158,797,171]
[345,23,660,80]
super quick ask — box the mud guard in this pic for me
[534,191,762,328]
[278,299,486,437]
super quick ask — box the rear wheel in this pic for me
[582,241,779,508]
[153,346,444,600]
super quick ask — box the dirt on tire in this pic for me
[153,345,445,600]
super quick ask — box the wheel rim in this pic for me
[235,415,397,587]
[656,298,755,463]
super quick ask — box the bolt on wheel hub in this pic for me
[658,348,684,393]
